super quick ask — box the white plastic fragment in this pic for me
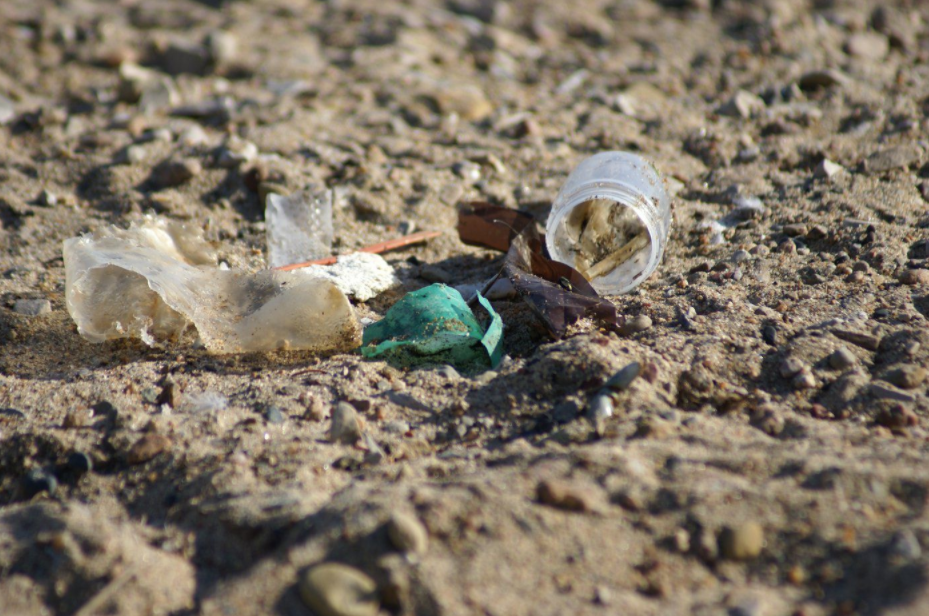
[296,252,398,301]
[63,216,361,353]
[265,188,334,268]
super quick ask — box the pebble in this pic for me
[876,403,918,428]
[619,314,653,336]
[870,383,916,403]
[586,394,614,423]
[22,469,58,498]
[536,478,601,513]
[299,563,379,616]
[217,139,258,167]
[884,365,926,390]
[264,405,285,424]
[814,159,844,179]
[899,269,929,286]
[12,299,52,316]
[330,402,364,444]
[127,434,172,464]
[779,357,805,379]
[161,41,211,76]
[889,529,922,560]
[206,31,238,66]
[792,372,817,390]
[452,161,482,182]
[420,264,452,284]
[783,223,808,237]
[387,511,429,555]
[151,158,201,189]
[718,89,765,119]
[832,329,881,351]
[864,144,922,174]
[433,87,494,122]
[761,325,777,346]
[797,69,849,90]
[0,94,15,125]
[828,347,857,370]
[178,125,208,147]
[66,451,93,475]
[603,362,641,391]
[37,189,57,206]
[634,416,675,439]
[846,32,889,60]
[719,522,764,560]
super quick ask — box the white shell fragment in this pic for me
[63,216,361,353]
[296,252,399,302]
[265,188,334,268]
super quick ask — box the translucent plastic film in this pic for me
[64,217,361,353]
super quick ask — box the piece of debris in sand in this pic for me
[63,216,361,353]
[361,283,502,370]
[458,202,622,339]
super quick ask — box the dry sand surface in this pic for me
[3,0,929,614]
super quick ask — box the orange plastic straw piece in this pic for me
[273,230,442,271]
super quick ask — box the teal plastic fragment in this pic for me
[361,284,503,370]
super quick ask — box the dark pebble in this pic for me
[66,451,93,475]
[603,362,641,391]
[23,469,58,498]
[762,325,777,346]
[265,405,285,424]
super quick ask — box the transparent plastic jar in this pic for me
[545,151,672,295]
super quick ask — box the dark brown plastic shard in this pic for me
[457,202,623,339]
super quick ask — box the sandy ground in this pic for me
[3,0,929,615]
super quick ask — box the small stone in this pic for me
[66,451,93,475]
[814,159,844,179]
[581,392,612,422]
[217,139,258,167]
[798,69,849,91]
[264,405,285,424]
[536,478,601,513]
[387,512,429,555]
[899,269,929,286]
[762,325,777,346]
[846,270,866,283]
[37,189,57,207]
[832,329,881,351]
[673,528,691,553]
[876,403,918,428]
[718,89,765,119]
[603,362,641,391]
[206,31,238,66]
[452,161,482,182]
[870,383,916,403]
[178,125,208,147]
[750,405,785,436]
[161,41,211,76]
[420,265,452,284]
[127,434,172,464]
[884,365,926,390]
[783,223,808,237]
[829,347,857,370]
[12,299,51,316]
[633,416,675,439]
[845,32,889,60]
[889,530,922,560]
[779,357,805,379]
[151,158,201,189]
[777,239,796,254]
[807,225,829,240]
[792,372,817,390]
[299,563,379,616]
[864,144,922,174]
[0,94,15,125]
[433,87,494,121]
[619,314,652,336]
[719,522,764,560]
[330,402,364,444]
[22,469,57,498]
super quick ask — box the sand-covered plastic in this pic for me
[63,216,361,353]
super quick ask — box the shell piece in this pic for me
[64,216,361,353]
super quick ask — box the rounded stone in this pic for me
[619,315,652,336]
[719,522,764,561]
[387,511,429,555]
[829,347,856,370]
[22,469,58,498]
[67,451,93,475]
[779,357,804,379]
[299,563,379,616]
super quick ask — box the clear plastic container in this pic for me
[545,152,672,295]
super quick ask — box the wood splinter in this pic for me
[274,231,442,271]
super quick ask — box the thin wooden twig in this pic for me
[273,230,442,272]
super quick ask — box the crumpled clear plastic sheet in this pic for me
[265,188,334,268]
[63,216,361,353]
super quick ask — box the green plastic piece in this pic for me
[361,284,503,370]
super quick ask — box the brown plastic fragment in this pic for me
[458,202,623,339]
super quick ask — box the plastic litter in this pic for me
[458,202,622,339]
[64,216,361,353]
[361,284,503,370]
[545,152,672,294]
[265,188,334,268]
